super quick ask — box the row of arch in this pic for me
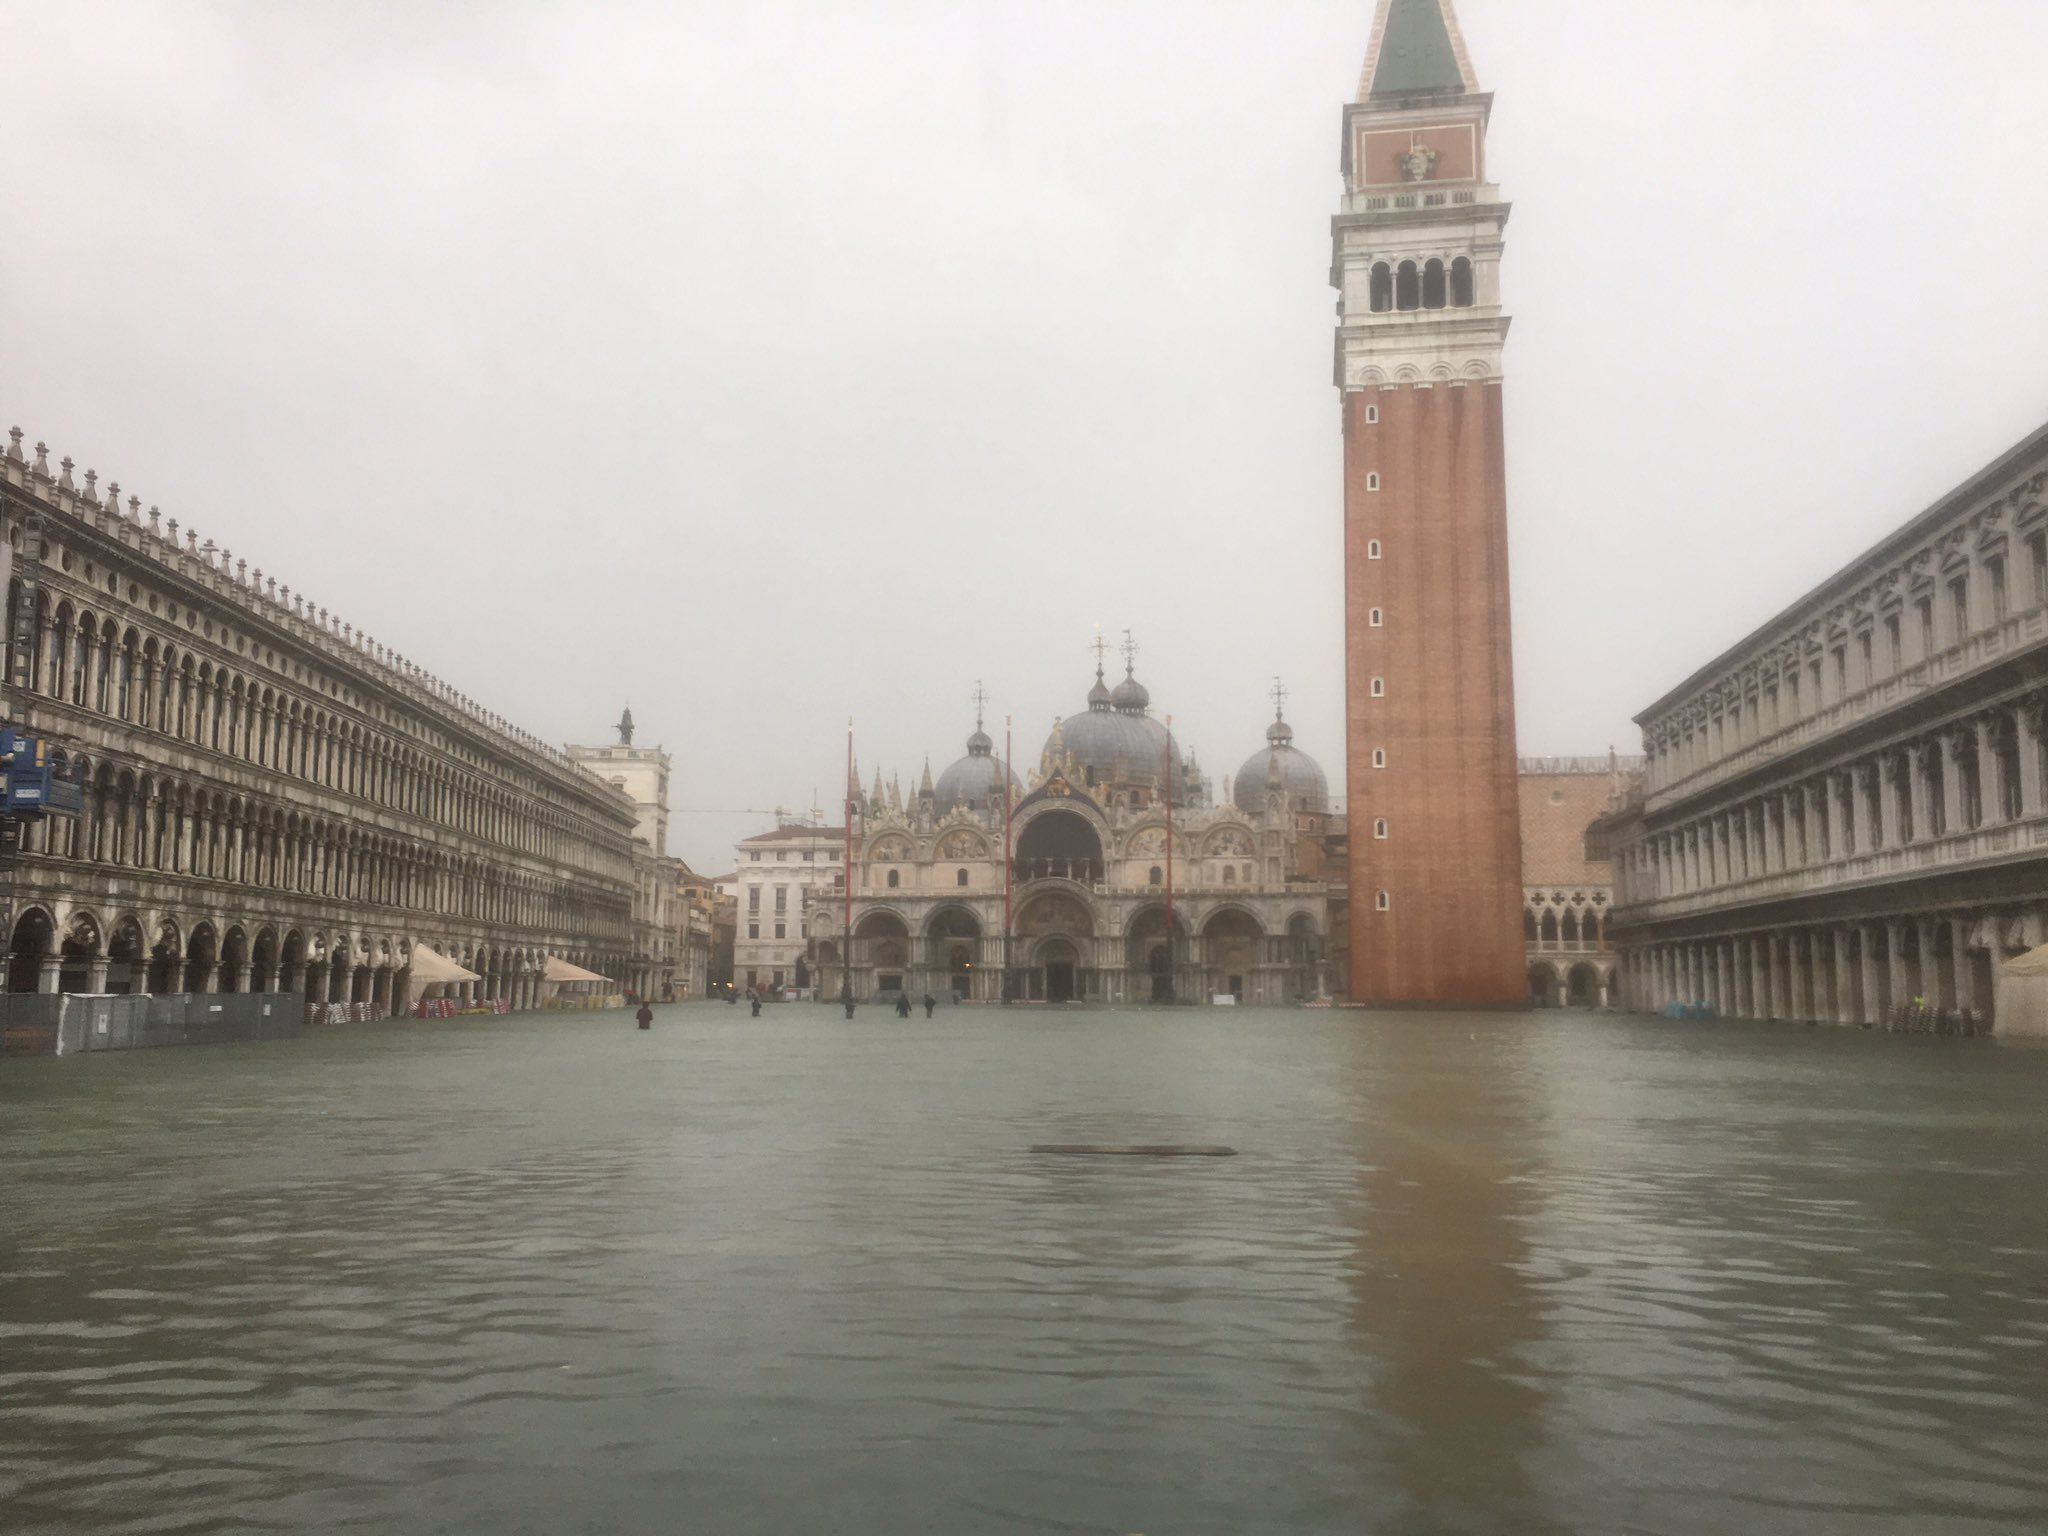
[13,750,631,944]
[1523,904,1608,949]
[5,583,625,875]
[3,903,627,1008]
[1367,256,1476,313]
[813,897,1326,1005]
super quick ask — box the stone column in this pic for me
[1941,731,1966,835]
[1851,766,1876,854]
[1952,916,1976,1014]
[1833,928,1855,1024]
[1916,918,1942,1008]
[2020,701,2046,819]
[1880,756,1904,847]
[1977,720,2004,825]
[87,957,109,992]
[1858,924,1882,1024]
[1884,920,1908,1017]
[37,955,62,995]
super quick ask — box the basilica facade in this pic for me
[810,660,1341,1006]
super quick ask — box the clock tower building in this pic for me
[1335,0,1525,1005]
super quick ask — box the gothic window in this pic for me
[1422,258,1446,310]
[1369,262,1393,313]
[1395,261,1420,311]
[1450,257,1474,307]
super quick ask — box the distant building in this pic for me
[731,823,845,995]
[669,858,724,998]
[816,660,1337,1005]
[1607,420,2048,1028]
[1520,756,1642,1008]
[569,708,676,1001]
[567,707,670,855]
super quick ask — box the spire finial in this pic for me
[1121,628,1139,676]
[1090,625,1108,678]
[971,680,989,731]
[1271,676,1289,720]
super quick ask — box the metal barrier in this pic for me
[0,991,305,1057]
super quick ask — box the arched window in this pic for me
[1366,472,1381,492]
[1369,608,1383,627]
[1148,865,1162,885]
[1422,258,1446,310]
[1370,677,1385,698]
[1365,404,1379,424]
[1373,818,1388,839]
[1369,262,1393,313]
[1395,261,1420,311]
[886,868,899,888]
[1367,539,1382,560]
[955,868,968,887]
[1451,257,1474,307]
[1375,890,1391,911]
[1372,749,1386,769]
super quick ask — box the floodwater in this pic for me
[3,1007,2046,1536]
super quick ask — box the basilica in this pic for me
[810,652,1341,1006]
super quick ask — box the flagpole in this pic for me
[1002,715,1013,1004]
[1164,713,1175,1004]
[843,717,854,1003]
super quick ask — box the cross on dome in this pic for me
[1271,676,1290,720]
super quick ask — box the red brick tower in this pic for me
[1336,0,1525,1005]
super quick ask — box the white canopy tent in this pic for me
[409,942,481,986]
[543,955,608,985]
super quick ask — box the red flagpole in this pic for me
[1003,715,1013,1003]
[844,718,854,997]
[1165,712,1175,1001]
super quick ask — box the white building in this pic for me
[731,822,846,996]
[567,707,671,855]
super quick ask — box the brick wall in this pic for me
[1343,380,1526,1003]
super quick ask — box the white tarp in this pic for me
[1995,943,2048,1037]
[543,955,609,985]
[408,943,481,984]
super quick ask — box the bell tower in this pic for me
[1335,0,1525,1005]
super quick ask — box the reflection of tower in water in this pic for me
[1341,1019,1562,1533]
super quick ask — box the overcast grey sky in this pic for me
[4,0,2046,871]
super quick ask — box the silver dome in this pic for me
[1110,667,1150,713]
[1233,714,1329,814]
[1044,665,1180,794]
[935,730,1022,813]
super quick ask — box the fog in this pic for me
[3,0,2044,870]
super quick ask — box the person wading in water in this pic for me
[922,992,936,1018]
[635,1001,654,1031]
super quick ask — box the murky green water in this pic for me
[3,1006,2046,1534]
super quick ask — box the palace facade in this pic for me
[811,660,1340,1006]
[0,426,641,1009]
[1607,420,2048,1029]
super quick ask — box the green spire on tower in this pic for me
[1368,0,1467,98]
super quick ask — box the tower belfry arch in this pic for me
[1335,0,1525,1005]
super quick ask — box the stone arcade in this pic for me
[1,427,641,1011]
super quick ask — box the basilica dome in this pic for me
[1232,711,1329,815]
[1045,665,1178,794]
[934,726,1022,813]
